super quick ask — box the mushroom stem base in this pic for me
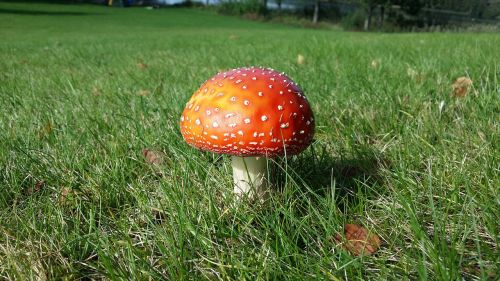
[232,156,268,198]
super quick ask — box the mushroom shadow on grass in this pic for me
[271,144,391,210]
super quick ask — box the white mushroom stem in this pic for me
[232,156,268,197]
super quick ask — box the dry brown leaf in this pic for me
[334,224,381,256]
[35,181,45,192]
[38,122,53,139]
[26,180,45,195]
[297,54,305,65]
[452,76,473,97]
[143,149,164,165]
[59,187,78,204]
[137,62,147,69]
[59,187,70,203]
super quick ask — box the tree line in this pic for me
[340,0,496,30]
[227,0,499,30]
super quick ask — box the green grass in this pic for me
[0,2,498,280]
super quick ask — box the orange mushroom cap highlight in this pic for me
[180,67,315,157]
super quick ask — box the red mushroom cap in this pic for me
[180,67,315,157]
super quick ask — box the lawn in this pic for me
[0,2,498,280]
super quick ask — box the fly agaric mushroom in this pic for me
[180,67,315,197]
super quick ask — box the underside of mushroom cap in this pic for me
[180,67,315,157]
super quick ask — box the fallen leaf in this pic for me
[138,89,150,96]
[38,122,53,139]
[297,54,305,65]
[406,67,418,79]
[152,207,167,224]
[137,62,147,69]
[452,76,473,97]
[92,87,101,96]
[143,149,164,165]
[370,59,381,69]
[26,180,45,195]
[229,35,238,40]
[334,224,381,256]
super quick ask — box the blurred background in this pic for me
[4,0,499,32]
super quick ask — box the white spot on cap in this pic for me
[252,77,257,80]
[299,130,305,134]
[237,130,243,135]
[180,116,184,121]
[243,100,250,106]
[225,113,235,118]
[253,132,258,137]
[228,123,237,128]
[258,92,264,96]
[242,85,247,90]
[306,121,311,125]
[268,85,273,89]
[195,119,201,125]
[278,105,283,111]
[213,122,219,128]
[210,135,218,140]
[235,79,242,84]
[194,106,200,112]
[244,118,251,124]
[230,96,237,102]
[206,110,211,115]
[217,92,224,97]
[279,91,283,95]
[261,115,268,121]
[280,123,289,129]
